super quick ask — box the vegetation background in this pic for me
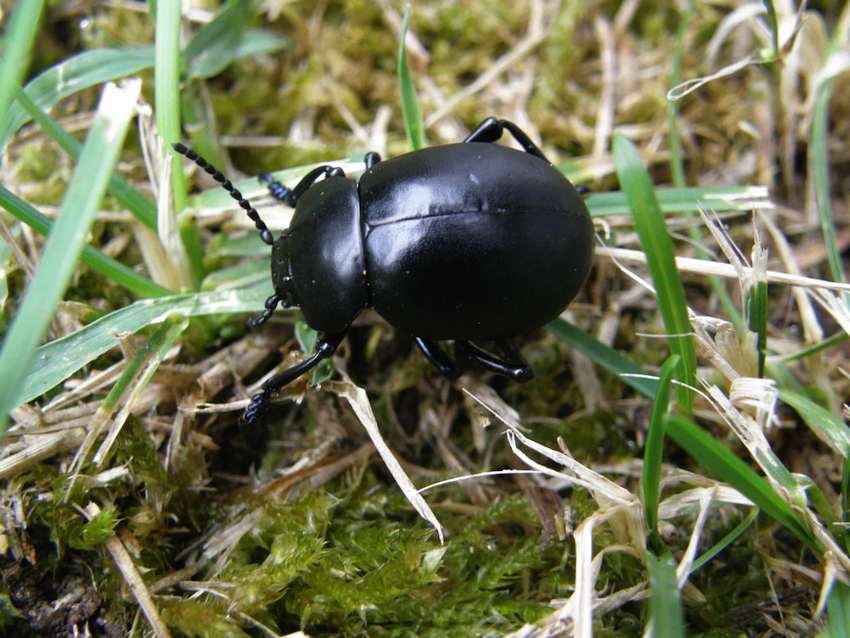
[0,0,849,636]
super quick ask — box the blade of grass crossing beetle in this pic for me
[644,355,679,550]
[548,319,658,398]
[0,0,45,144]
[664,415,819,551]
[14,87,158,231]
[0,47,155,149]
[647,552,685,638]
[398,5,425,151]
[0,80,141,432]
[16,281,270,407]
[156,0,203,288]
[613,133,696,412]
[0,186,169,298]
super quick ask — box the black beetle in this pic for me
[174,116,594,423]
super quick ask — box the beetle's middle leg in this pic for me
[244,332,345,424]
[415,338,461,379]
[456,340,534,382]
[464,117,551,163]
[259,165,346,208]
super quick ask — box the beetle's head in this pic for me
[270,233,297,307]
[272,177,368,333]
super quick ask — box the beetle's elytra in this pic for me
[174,116,595,423]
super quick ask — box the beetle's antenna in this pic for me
[172,143,275,246]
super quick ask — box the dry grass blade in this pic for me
[327,380,445,543]
[596,246,850,292]
[83,503,172,638]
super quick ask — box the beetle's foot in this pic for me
[509,366,534,382]
[457,341,535,383]
[576,184,591,196]
[243,390,270,425]
[248,295,283,329]
[259,172,295,205]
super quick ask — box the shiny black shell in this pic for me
[357,143,594,339]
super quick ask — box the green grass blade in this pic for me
[547,318,658,398]
[746,279,769,377]
[14,87,158,231]
[826,582,850,638]
[778,331,848,362]
[183,1,287,80]
[0,80,141,431]
[811,78,849,298]
[779,389,850,458]
[156,0,203,288]
[0,185,169,298]
[585,185,770,218]
[15,281,270,408]
[0,0,45,143]
[644,355,680,549]
[0,47,154,149]
[665,414,818,551]
[689,507,758,574]
[762,1,780,58]
[398,4,425,150]
[613,133,697,412]
[201,258,269,291]
[647,552,685,638]
[666,2,691,188]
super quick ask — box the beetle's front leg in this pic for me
[247,294,284,329]
[243,332,345,424]
[260,165,346,208]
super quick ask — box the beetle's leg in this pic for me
[463,117,550,163]
[364,151,382,170]
[575,184,591,197]
[259,165,346,208]
[415,338,461,379]
[455,340,534,383]
[172,143,275,246]
[243,332,345,424]
[247,294,285,329]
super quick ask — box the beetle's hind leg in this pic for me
[464,117,550,163]
[415,338,461,379]
[456,340,534,383]
[243,332,345,424]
